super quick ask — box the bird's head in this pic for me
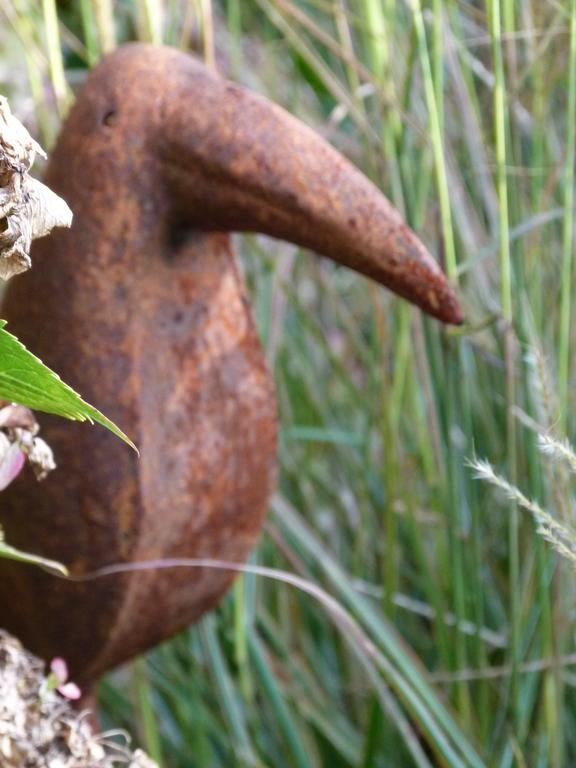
[51,43,462,324]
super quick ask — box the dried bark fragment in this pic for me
[0,96,72,280]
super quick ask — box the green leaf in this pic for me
[0,320,137,451]
[0,525,68,575]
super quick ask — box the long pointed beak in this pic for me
[157,50,462,324]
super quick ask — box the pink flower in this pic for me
[0,440,25,491]
[49,657,82,700]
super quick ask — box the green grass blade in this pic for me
[248,633,311,768]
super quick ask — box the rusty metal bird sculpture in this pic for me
[0,44,462,685]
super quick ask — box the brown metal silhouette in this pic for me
[0,44,462,684]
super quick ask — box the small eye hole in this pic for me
[102,110,117,127]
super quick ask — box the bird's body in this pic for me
[0,44,461,683]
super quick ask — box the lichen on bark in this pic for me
[0,631,159,767]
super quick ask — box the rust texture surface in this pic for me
[0,44,462,683]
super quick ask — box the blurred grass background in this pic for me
[1,1,576,765]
